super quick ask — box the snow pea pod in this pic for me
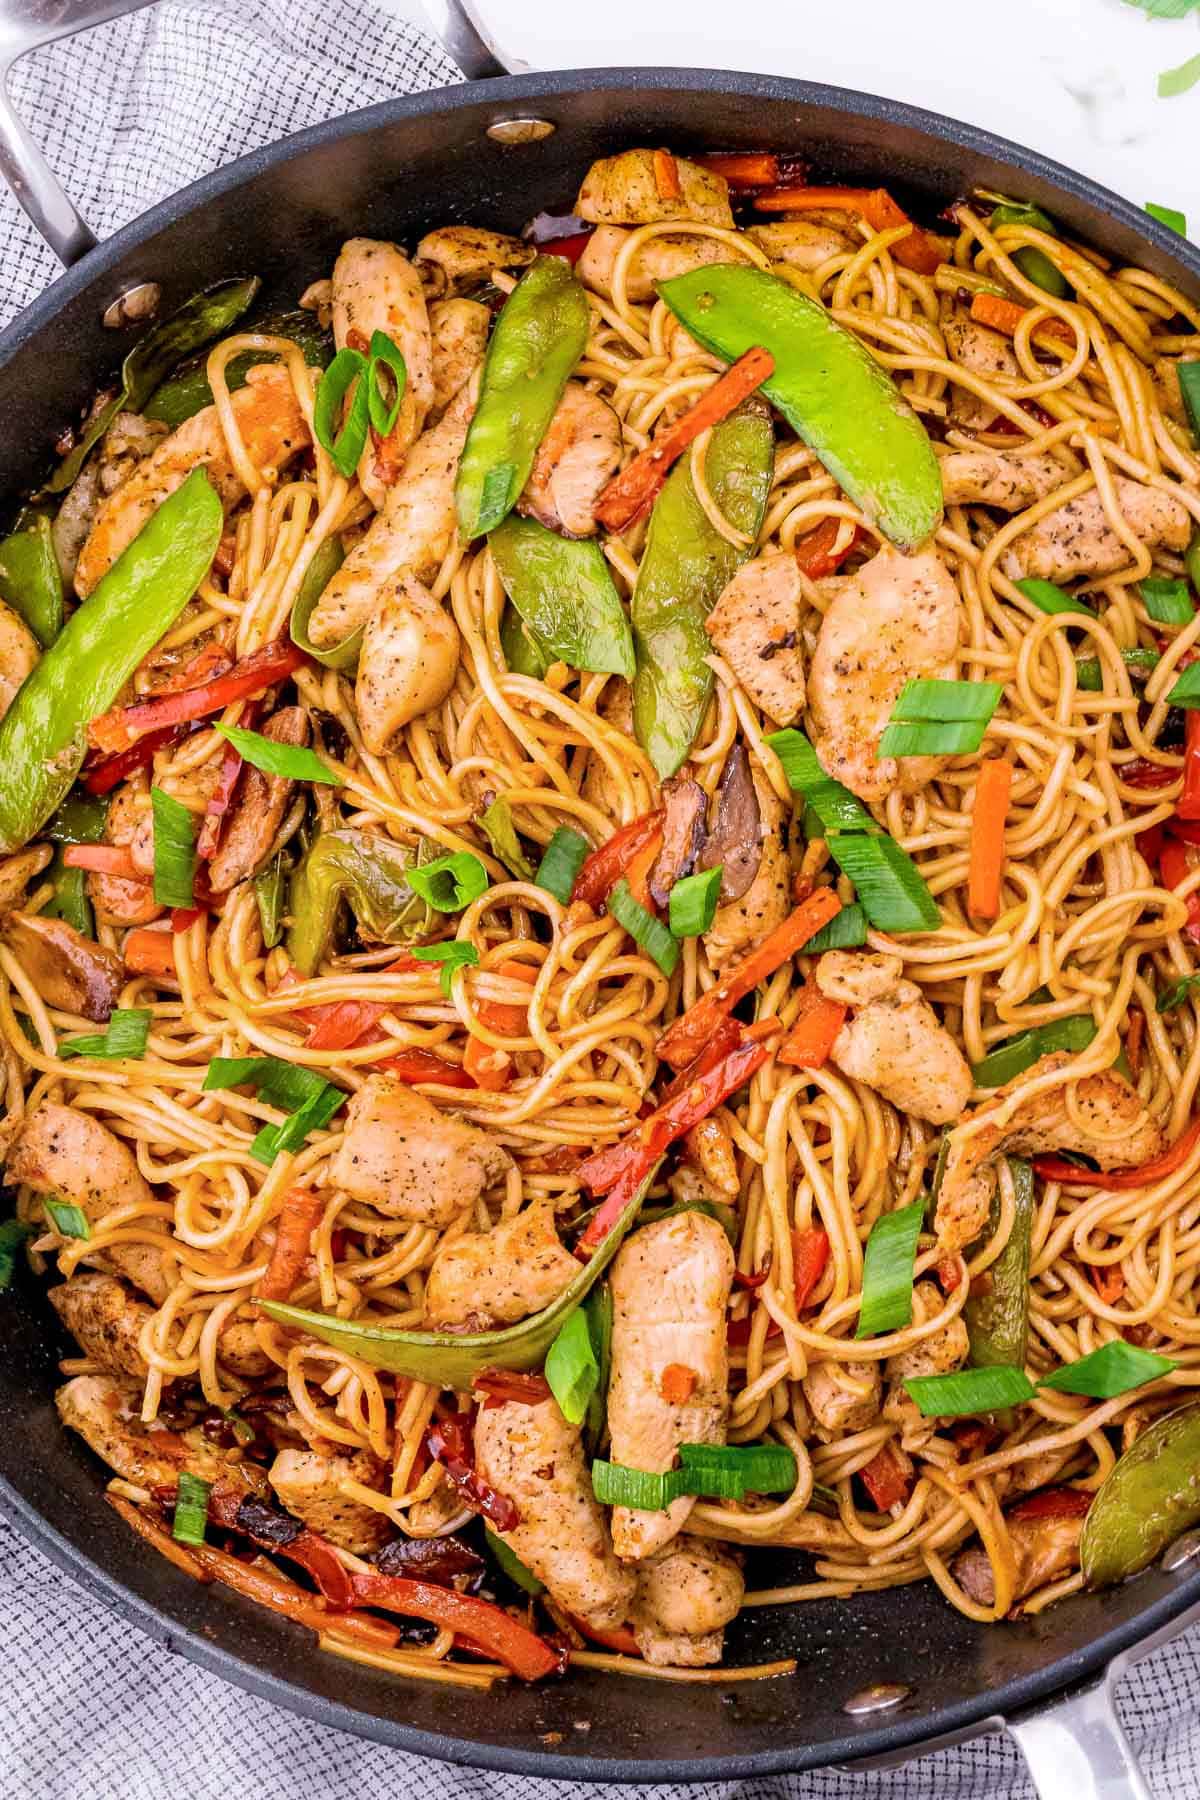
[658,264,943,554]
[0,510,64,646]
[1081,1400,1200,1588]
[259,1164,655,1387]
[501,604,552,679]
[41,793,108,938]
[964,1157,1034,1369]
[145,306,331,430]
[632,403,774,778]
[489,515,634,679]
[0,468,222,854]
[289,535,360,672]
[989,203,1070,300]
[286,827,434,976]
[455,255,590,540]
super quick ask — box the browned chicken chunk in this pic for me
[57,1374,261,1494]
[517,383,623,538]
[576,226,734,304]
[1001,480,1191,584]
[331,237,434,507]
[940,451,1066,512]
[630,1535,744,1667]
[817,951,972,1126]
[803,1357,882,1434]
[268,1447,392,1554]
[954,1495,1088,1608]
[885,1280,969,1382]
[705,555,806,727]
[575,150,733,228]
[50,1273,155,1381]
[423,1198,579,1328]
[330,1075,513,1225]
[746,220,854,271]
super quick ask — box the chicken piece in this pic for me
[331,238,434,509]
[330,1075,512,1226]
[57,1374,260,1493]
[415,226,535,289]
[705,554,806,727]
[575,150,733,229]
[807,545,964,802]
[940,451,1066,512]
[429,297,490,415]
[885,1280,969,1382]
[405,1471,471,1538]
[607,1211,735,1560]
[75,366,308,597]
[267,1447,392,1555]
[0,913,124,1022]
[0,598,37,717]
[942,307,1020,430]
[803,1357,882,1434]
[0,846,52,912]
[96,411,169,496]
[86,779,161,927]
[576,226,733,305]
[935,1051,1165,1253]
[49,1273,154,1380]
[702,762,791,972]
[745,220,854,272]
[1001,479,1191,585]
[306,377,477,648]
[954,1497,1086,1608]
[354,573,460,755]
[517,382,623,538]
[215,1318,274,1379]
[648,775,706,908]
[475,1396,636,1631]
[423,1198,579,1328]
[817,951,972,1126]
[207,706,308,891]
[7,1104,170,1302]
[630,1535,744,1667]
[682,1116,740,1199]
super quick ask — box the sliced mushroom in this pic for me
[208,706,309,892]
[648,775,706,908]
[0,913,124,1022]
[699,744,761,901]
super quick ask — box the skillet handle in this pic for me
[418,0,510,78]
[1008,1673,1151,1800]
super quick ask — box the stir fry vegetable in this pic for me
[144,307,332,429]
[964,1158,1034,1368]
[285,829,434,975]
[1080,1402,1200,1588]
[489,515,634,678]
[0,509,64,646]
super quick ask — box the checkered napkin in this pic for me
[0,5,1198,1793]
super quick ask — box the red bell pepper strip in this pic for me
[305,999,389,1052]
[792,1226,830,1309]
[62,843,139,877]
[969,291,1074,348]
[777,985,847,1070]
[1178,712,1200,821]
[542,230,593,267]
[967,758,1013,923]
[571,809,665,910]
[859,1442,913,1512]
[1008,1486,1092,1523]
[655,887,842,1070]
[82,724,185,796]
[171,906,205,933]
[1160,839,1200,945]
[206,1485,354,1610]
[427,1416,520,1531]
[473,1369,553,1409]
[350,1571,564,1681]
[375,1048,476,1089]
[1136,822,1166,865]
[255,1187,324,1302]
[565,1613,642,1656]
[794,517,863,580]
[1121,759,1179,790]
[1166,820,1200,847]
[594,347,775,532]
[752,185,948,275]
[123,927,177,977]
[89,640,308,755]
[1033,1114,1200,1188]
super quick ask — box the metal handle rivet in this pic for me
[486,118,555,145]
[842,1683,911,1716]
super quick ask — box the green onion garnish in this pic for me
[535,826,590,904]
[856,1199,925,1339]
[591,1441,797,1509]
[804,902,868,953]
[213,724,337,786]
[1038,1340,1176,1400]
[313,347,370,479]
[1141,577,1194,626]
[479,796,535,881]
[668,865,723,938]
[1075,648,1159,691]
[1015,577,1096,620]
[1157,973,1200,1013]
[365,330,407,439]
[591,1460,681,1510]
[608,878,680,975]
[150,787,198,909]
[1147,203,1188,238]
[904,1364,1036,1417]
[0,1218,32,1290]
[889,678,1005,723]
[407,850,490,913]
[1166,662,1200,710]
[878,719,991,758]
[203,1055,346,1166]
[42,1197,90,1239]
[172,1471,212,1547]
[765,728,880,835]
[484,1527,544,1594]
[251,1084,345,1166]
[678,1441,796,1493]
[584,1283,613,1448]
[971,1013,1098,1088]
[828,832,940,933]
[545,1307,600,1426]
[59,1006,152,1062]
[1178,362,1200,448]
[409,940,480,997]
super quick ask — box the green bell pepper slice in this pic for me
[455,255,590,540]
[658,263,943,554]
[144,306,331,430]
[964,1157,1034,1369]
[0,510,64,646]
[285,827,434,976]
[259,1164,655,1386]
[489,515,634,679]
[289,535,359,672]
[1081,1400,1200,1589]
[0,468,222,854]
[989,203,1070,300]
[632,403,774,778]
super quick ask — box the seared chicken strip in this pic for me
[1001,479,1191,584]
[935,1052,1165,1252]
[429,297,490,416]
[705,554,806,727]
[415,226,534,290]
[630,1536,744,1667]
[817,951,972,1126]
[50,1273,155,1381]
[575,149,733,228]
[746,220,854,272]
[702,762,791,972]
[474,1396,636,1632]
[576,226,734,304]
[0,913,125,1022]
[208,706,308,892]
[942,307,1020,431]
[268,1447,392,1554]
[0,598,37,718]
[517,382,623,538]
[86,779,161,927]
[330,1075,512,1225]
[607,1211,735,1561]
[354,572,461,755]
[807,545,964,801]
[940,451,1066,512]
[885,1279,969,1382]
[803,1358,881,1434]
[954,1495,1087,1608]
[57,1374,261,1494]
[423,1198,578,1328]
[75,366,308,596]
[331,237,434,508]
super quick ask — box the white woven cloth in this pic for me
[0,5,1198,1794]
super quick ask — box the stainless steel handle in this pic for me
[0,0,158,264]
[1009,1675,1151,1800]
[417,0,513,78]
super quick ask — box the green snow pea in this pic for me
[0,510,64,646]
[489,514,634,679]
[1081,1401,1200,1589]
[989,203,1071,300]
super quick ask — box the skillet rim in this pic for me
[1,63,1199,1781]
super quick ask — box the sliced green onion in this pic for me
[1178,362,1200,447]
[407,851,489,913]
[878,719,989,758]
[251,1082,345,1166]
[172,1470,211,1547]
[410,939,479,997]
[1141,577,1194,625]
[904,1364,1036,1417]
[609,878,680,975]
[1075,648,1159,691]
[990,203,1070,298]
[1147,203,1188,237]
[677,1441,796,1494]
[889,678,1005,723]
[1166,662,1200,709]
[42,1197,90,1239]
[591,1459,683,1510]
[856,1199,925,1339]
[1038,1340,1176,1400]
[668,865,722,938]
[804,902,868,952]
[584,1283,613,1448]
[150,787,198,909]
[204,1054,330,1111]
[0,1217,32,1289]
[827,832,940,933]
[313,347,369,479]
[59,1006,152,1062]
[545,1307,599,1426]
[535,826,590,904]
[366,330,406,439]
[213,724,337,786]
[1158,973,1200,1013]
[485,1527,544,1594]
[1015,577,1096,620]
[971,1013,1098,1088]
[765,728,880,834]
[221,1406,256,1447]
[254,852,289,950]
[479,796,534,881]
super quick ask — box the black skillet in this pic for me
[0,3,1197,1790]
